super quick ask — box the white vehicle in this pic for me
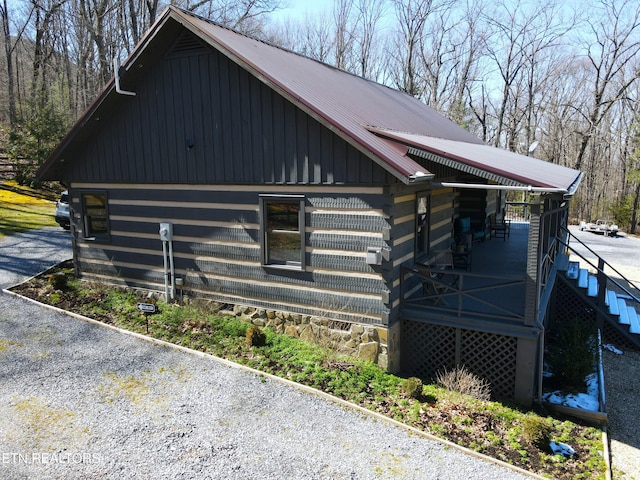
[579,219,618,236]
[55,191,70,230]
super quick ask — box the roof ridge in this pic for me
[170,6,404,96]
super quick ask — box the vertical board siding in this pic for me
[70,184,393,324]
[63,32,392,187]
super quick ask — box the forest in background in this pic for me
[1,0,640,231]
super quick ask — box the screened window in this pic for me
[81,192,109,240]
[261,196,305,269]
[416,192,430,259]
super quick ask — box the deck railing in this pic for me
[400,264,527,324]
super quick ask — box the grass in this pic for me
[11,265,607,480]
[0,181,59,239]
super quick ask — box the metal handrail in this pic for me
[560,226,640,303]
[400,265,526,324]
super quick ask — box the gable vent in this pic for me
[169,32,208,56]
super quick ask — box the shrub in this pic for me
[521,415,552,449]
[48,272,68,291]
[401,377,423,399]
[435,365,491,401]
[546,317,597,389]
[245,325,266,347]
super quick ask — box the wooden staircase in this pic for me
[564,260,640,349]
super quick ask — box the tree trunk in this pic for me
[1,0,16,129]
[631,182,640,234]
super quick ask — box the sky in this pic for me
[273,0,335,21]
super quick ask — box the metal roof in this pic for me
[368,128,583,192]
[38,6,582,193]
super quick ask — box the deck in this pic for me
[401,222,531,327]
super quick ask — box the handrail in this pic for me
[561,226,640,303]
[400,265,526,324]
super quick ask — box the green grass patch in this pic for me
[0,181,59,238]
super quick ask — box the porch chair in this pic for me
[489,212,511,240]
[457,216,485,243]
[419,250,458,304]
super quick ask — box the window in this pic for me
[416,192,430,259]
[260,195,305,269]
[81,192,109,240]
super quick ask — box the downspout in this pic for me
[169,238,176,300]
[162,239,169,301]
[113,57,136,96]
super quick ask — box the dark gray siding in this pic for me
[62,31,393,186]
[70,184,393,325]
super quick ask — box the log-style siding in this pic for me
[70,183,395,325]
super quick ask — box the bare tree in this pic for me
[573,0,640,172]
[389,0,442,98]
[332,0,355,71]
[353,0,386,80]
[1,0,20,128]
[30,0,68,106]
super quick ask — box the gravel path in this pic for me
[0,229,534,479]
[603,348,640,480]
[0,296,535,480]
[0,227,72,289]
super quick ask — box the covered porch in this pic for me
[398,220,544,403]
[400,221,531,325]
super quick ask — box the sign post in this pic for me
[137,303,157,333]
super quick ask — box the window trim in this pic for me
[80,190,110,242]
[260,194,305,270]
[415,191,430,262]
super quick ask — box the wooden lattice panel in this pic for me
[551,280,596,329]
[402,322,456,379]
[402,320,518,400]
[460,330,517,399]
[554,277,640,351]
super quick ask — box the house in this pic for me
[38,6,584,405]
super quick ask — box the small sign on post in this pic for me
[137,303,157,333]
[136,303,157,314]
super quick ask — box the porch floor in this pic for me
[403,222,531,324]
[470,221,529,276]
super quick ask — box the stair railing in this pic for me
[560,226,640,306]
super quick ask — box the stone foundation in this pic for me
[229,304,391,370]
[131,288,397,371]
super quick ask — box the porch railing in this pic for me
[400,265,527,324]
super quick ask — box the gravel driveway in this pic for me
[0,228,534,479]
[0,227,73,290]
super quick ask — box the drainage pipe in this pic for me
[168,239,176,300]
[162,240,169,301]
[113,57,136,96]
[431,181,565,193]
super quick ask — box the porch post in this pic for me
[514,201,542,406]
[524,202,541,327]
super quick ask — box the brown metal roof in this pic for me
[368,128,583,192]
[38,6,582,192]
